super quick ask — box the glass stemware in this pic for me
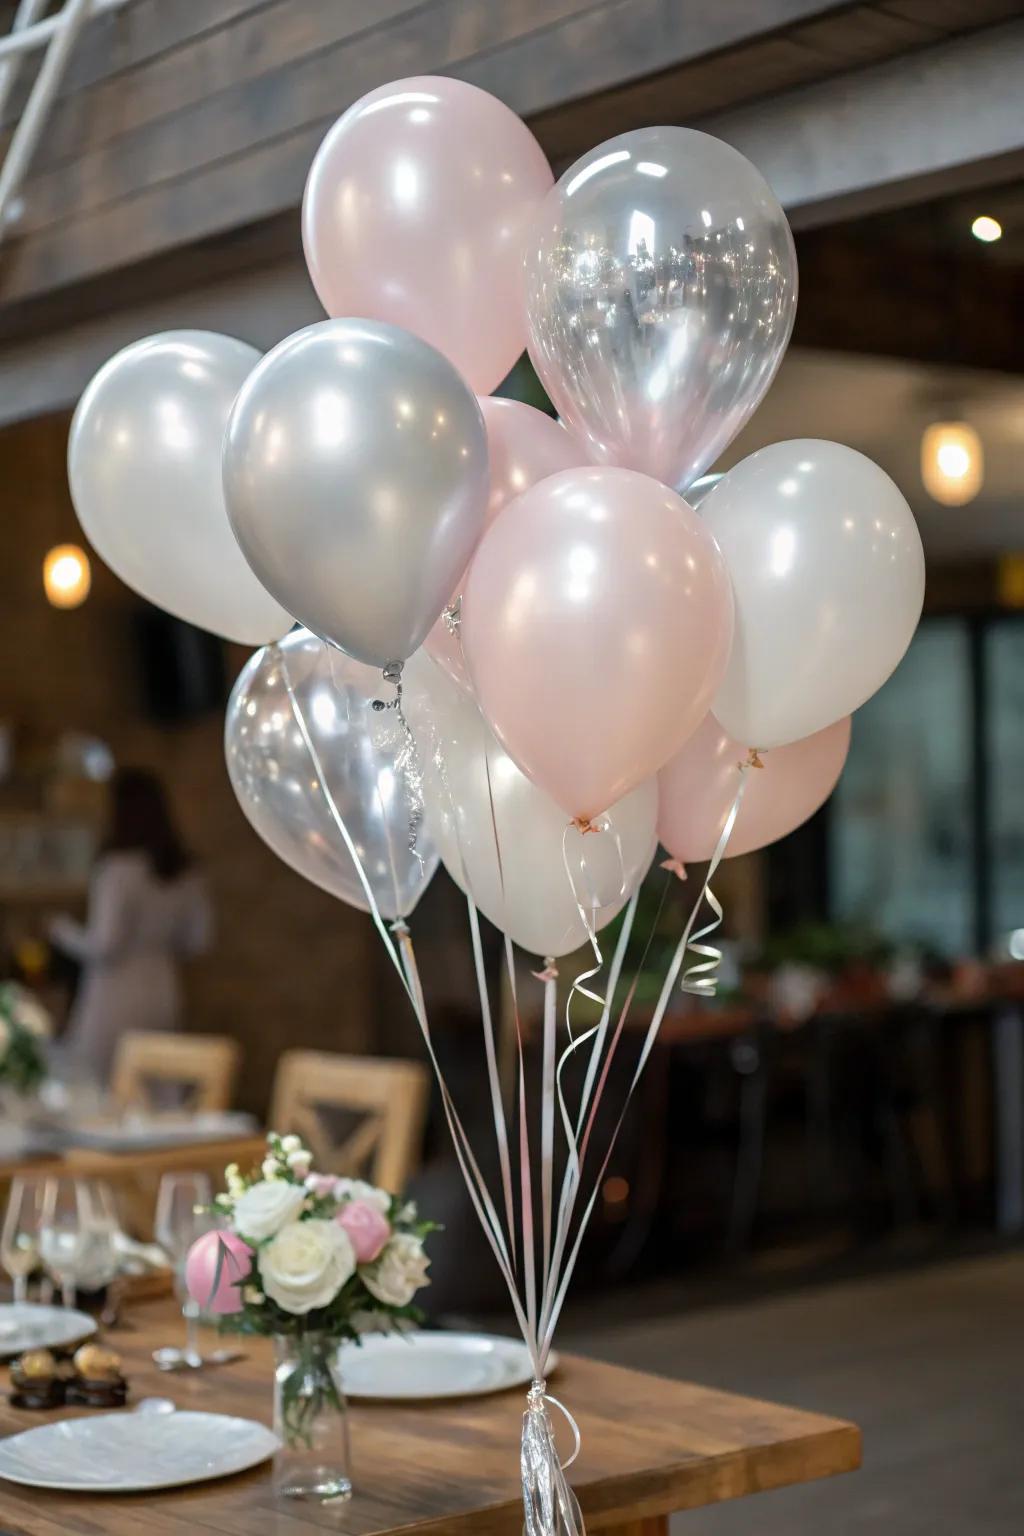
[74,1181,122,1295]
[155,1172,212,1367]
[1,1178,44,1304]
[38,1177,87,1309]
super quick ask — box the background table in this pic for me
[0,1297,860,1535]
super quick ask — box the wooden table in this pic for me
[0,1298,860,1535]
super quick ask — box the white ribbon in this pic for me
[282,638,755,1536]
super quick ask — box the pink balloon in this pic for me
[426,398,585,689]
[302,77,553,395]
[658,713,852,866]
[184,1230,252,1316]
[462,467,734,822]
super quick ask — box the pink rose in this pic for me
[307,1174,338,1198]
[184,1230,253,1315]
[336,1199,391,1264]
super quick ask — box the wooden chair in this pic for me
[111,1031,240,1114]
[270,1051,429,1193]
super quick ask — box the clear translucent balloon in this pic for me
[524,128,798,492]
[225,628,437,920]
[405,651,657,958]
[222,319,489,669]
[68,331,293,645]
[703,440,926,749]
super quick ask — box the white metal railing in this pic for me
[0,0,129,240]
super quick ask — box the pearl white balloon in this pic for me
[404,650,657,958]
[68,331,293,645]
[703,440,925,748]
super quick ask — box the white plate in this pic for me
[0,1410,280,1492]
[0,1303,96,1359]
[62,1111,256,1153]
[338,1331,558,1400]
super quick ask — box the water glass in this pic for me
[74,1182,122,1294]
[38,1178,87,1309]
[155,1172,212,1367]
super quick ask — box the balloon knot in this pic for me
[742,748,765,770]
[572,816,599,835]
[660,856,688,881]
[443,598,462,635]
[532,960,559,983]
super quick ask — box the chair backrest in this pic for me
[111,1031,240,1113]
[269,1051,429,1194]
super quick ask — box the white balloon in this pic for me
[68,331,293,645]
[703,440,925,748]
[405,651,657,958]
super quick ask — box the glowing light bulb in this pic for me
[920,421,983,506]
[971,215,1002,243]
[43,544,91,608]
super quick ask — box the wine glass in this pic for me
[74,1182,122,1295]
[1,1178,44,1305]
[155,1172,211,1367]
[38,1178,87,1310]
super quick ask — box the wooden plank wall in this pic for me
[0,0,1017,327]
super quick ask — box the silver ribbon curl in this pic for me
[522,1380,583,1536]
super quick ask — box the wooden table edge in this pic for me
[348,1413,862,1536]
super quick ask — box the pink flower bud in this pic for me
[308,1173,338,1198]
[184,1230,252,1315]
[337,1199,391,1264]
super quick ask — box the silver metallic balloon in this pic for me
[524,128,798,492]
[225,627,437,919]
[223,319,489,669]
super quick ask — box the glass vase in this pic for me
[272,1333,352,1501]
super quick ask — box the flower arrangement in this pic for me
[185,1132,436,1339]
[186,1134,437,1493]
[0,983,50,1096]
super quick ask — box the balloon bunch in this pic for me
[68,76,925,1535]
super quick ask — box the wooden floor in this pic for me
[562,1250,1024,1535]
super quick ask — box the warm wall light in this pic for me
[43,544,91,608]
[971,215,1002,243]
[920,421,983,506]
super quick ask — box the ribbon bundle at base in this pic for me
[522,1381,583,1536]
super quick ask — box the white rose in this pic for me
[12,993,50,1038]
[362,1233,430,1308]
[335,1178,390,1214]
[258,1219,355,1315]
[286,1150,312,1178]
[279,1134,302,1155]
[261,1157,281,1180]
[232,1179,306,1242]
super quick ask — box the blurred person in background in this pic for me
[49,767,212,1083]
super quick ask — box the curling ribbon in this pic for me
[538,761,754,1361]
[679,749,758,998]
[522,1380,583,1536]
